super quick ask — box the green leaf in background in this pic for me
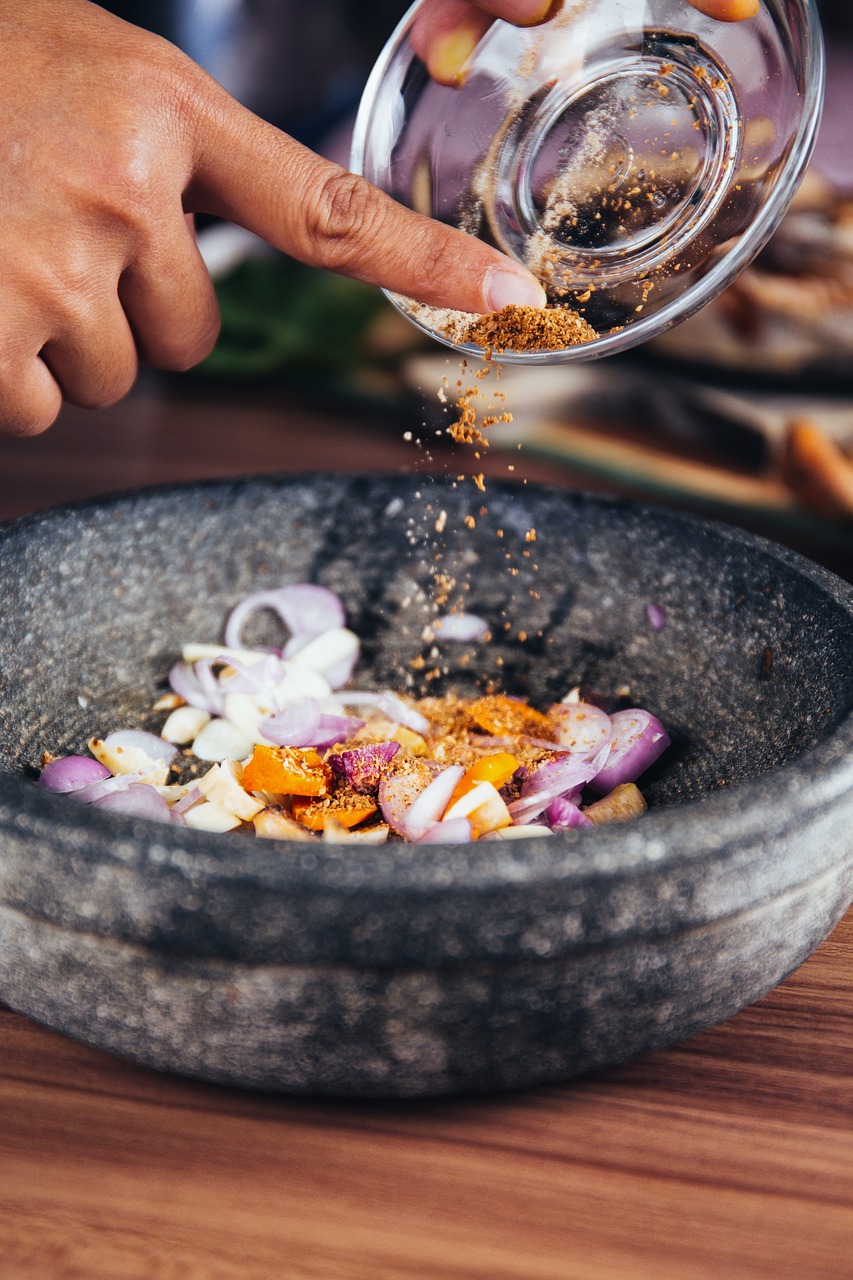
[203,253,388,378]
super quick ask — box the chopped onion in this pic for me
[259,697,321,746]
[376,691,431,735]
[646,602,666,633]
[415,817,473,843]
[335,689,432,735]
[523,744,609,799]
[587,710,671,795]
[93,784,173,823]
[194,661,227,715]
[402,765,465,840]
[72,770,145,804]
[168,661,224,715]
[549,702,612,755]
[432,613,489,643]
[259,699,363,748]
[224,585,345,651]
[172,784,203,813]
[39,756,111,794]
[219,653,286,703]
[545,796,594,829]
[327,742,400,793]
[379,768,433,835]
[310,713,364,747]
[509,745,609,824]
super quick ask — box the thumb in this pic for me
[188,89,545,314]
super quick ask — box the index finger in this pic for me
[189,91,545,314]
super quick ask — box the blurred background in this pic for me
[2,0,851,574]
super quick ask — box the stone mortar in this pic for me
[0,474,851,1096]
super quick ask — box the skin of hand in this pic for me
[0,0,758,436]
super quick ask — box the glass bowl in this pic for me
[351,0,825,363]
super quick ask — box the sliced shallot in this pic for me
[415,817,473,843]
[588,710,671,795]
[545,796,594,830]
[93,784,173,823]
[224,584,345,651]
[402,764,465,840]
[72,770,145,804]
[39,756,111,794]
[169,661,223,715]
[327,742,400,793]
[549,702,612,755]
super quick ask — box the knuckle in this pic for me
[152,306,221,373]
[418,226,457,287]
[73,357,138,410]
[307,171,380,270]
[0,377,60,437]
[95,148,161,236]
[10,403,60,437]
[43,251,102,320]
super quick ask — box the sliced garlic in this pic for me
[254,809,317,841]
[272,662,332,703]
[183,801,243,833]
[289,628,359,681]
[442,780,512,839]
[191,718,254,763]
[323,820,390,845]
[196,760,263,822]
[161,705,211,745]
[222,692,275,746]
[88,738,169,785]
[181,643,271,665]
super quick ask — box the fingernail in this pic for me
[426,24,483,87]
[486,267,547,312]
[517,0,564,28]
[690,0,758,19]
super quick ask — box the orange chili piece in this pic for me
[292,795,377,832]
[446,751,519,811]
[242,744,331,796]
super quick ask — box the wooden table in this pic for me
[1,378,852,1279]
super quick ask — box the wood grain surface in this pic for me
[0,380,851,1279]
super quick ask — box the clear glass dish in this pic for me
[351,0,825,363]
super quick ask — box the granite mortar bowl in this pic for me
[1,474,852,1098]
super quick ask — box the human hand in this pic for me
[412,0,759,85]
[0,0,759,436]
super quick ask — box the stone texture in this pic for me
[0,475,852,1095]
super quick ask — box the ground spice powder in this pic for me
[461,304,597,353]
